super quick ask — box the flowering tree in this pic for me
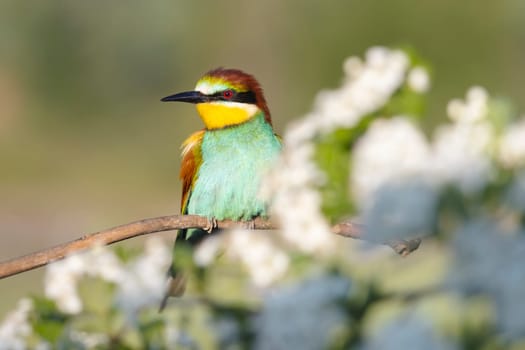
[2,47,525,349]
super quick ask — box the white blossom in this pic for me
[276,188,336,254]
[343,56,364,78]
[447,86,488,124]
[407,66,430,93]
[498,118,525,168]
[351,117,430,204]
[431,121,493,193]
[44,254,91,314]
[431,86,494,193]
[68,331,108,348]
[228,229,289,287]
[312,47,408,131]
[261,128,333,255]
[44,244,123,314]
[115,237,171,317]
[193,234,223,267]
[0,299,36,350]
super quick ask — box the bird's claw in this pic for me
[204,217,218,233]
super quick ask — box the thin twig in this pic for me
[0,215,421,279]
[330,221,421,257]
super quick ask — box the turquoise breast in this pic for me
[186,113,281,220]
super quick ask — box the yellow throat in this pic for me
[196,102,259,129]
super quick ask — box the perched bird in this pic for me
[160,68,282,308]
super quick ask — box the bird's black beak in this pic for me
[160,91,208,104]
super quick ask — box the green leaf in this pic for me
[33,321,64,343]
[30,297,68,342]
[380,87,427,120]
[114,244,143,263]
[77,277,116,315]
[314,128,355,222]
[139,316,166,349]
[314,114,377,222]
[487,97,516,134]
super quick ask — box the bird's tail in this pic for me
[159,228,209,311]
[159,267,187,311]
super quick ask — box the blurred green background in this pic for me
[1,0,524,318]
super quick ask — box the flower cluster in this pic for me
[0,299,45,350]
[44,244,122,314]
[498,120,525,168]
[10,237,178,348]
[45,238,170,316]
[352,86,493,206]
[227,229,290,287]
[351,117,430,205]
[433,87,493,192]
[262,47,418,255]
[352,86,525,242]
[193,229,289,288]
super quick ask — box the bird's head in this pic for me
[162,68,271,130]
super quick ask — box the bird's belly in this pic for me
[186,154,271,220]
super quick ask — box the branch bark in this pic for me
[0,215,420,279]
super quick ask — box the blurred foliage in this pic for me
[315,50,429,222]
[1,1,525,348]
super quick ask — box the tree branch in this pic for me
[0,215,420,279]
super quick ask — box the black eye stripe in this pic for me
[235,91,257,104]
[210,91,257,104]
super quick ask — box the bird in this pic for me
[159,68,282,309]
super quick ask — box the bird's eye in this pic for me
[222,90,234,99]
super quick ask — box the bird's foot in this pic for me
[204,217,218,233]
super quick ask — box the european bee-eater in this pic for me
[160,68,281,308]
